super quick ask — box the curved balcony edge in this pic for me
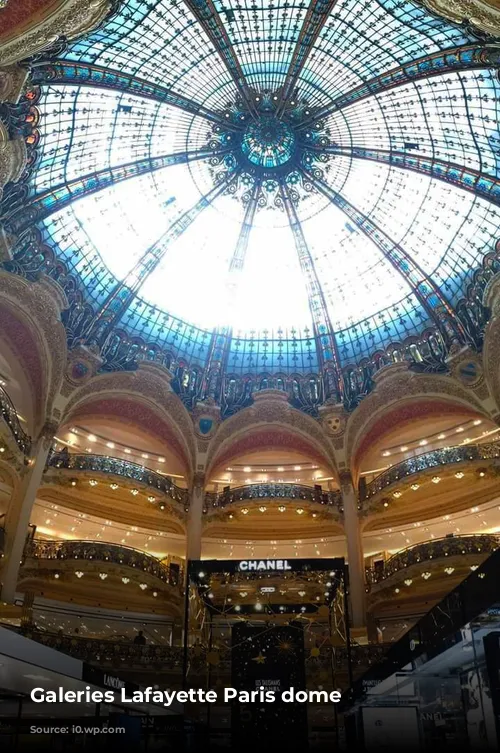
[365,533,499,586]
[46,451,189,507]
[24,539,183,590]
[204,483,342,511]
[360,442,500,502]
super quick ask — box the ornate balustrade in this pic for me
[17,628,389,678]
[24,539,182,588]
[365,534,499,585]
[0,385,32,455]
[361,442,500,501]
[204,483,342,510]
[47,451,189,506]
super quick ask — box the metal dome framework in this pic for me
[2,0,500,415]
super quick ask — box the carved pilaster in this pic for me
[0,121,27,198]
[0,64,29,103]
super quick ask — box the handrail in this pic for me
[47,451,189,506]
[361,441,500,501]
[24,538,182,588]
[204,483,342,509]
[365,533,500,584]
[0,384,32,455]
[18,629,390,675]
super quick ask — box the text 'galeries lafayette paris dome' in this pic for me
[3,0,500,398]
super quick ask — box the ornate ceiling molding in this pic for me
[205,394,337,479]
[60,369,197,477]
[345,363,490,476]
[420,0,500,36]
[0,0,112,66]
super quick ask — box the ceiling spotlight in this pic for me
[400,446,408,452]
[130,489,139,495]
[88,479,98,486]
[473,420,482,426]
[404,579,412,586]
[382,451,390,457]
[278,506,286,512]
[99,573,108,580]
[124,448,131,454]
[259,506,267,513]
[147,496,155,503]
[122,577,130,584]
[294,466,301,471]
[421,572,431,580]
[241,508,249,515]
[106,442,115,449]
[110,483,118,490]
[394,588,400,593]
[298,591,306,597]
[383,501,389,507]
[54,573,60,579]
[255,603,263,611]
[411,484,420,491]
[437,433,446,440]
[431,476,441,484]
[444,567,455,575]
[393,491,402,498]
[158,457,165,463]
[88,435,96,442]
[153,591,158,597]
[243,466,251,473]
[75,571,84,578]
[235,605,241,612]
[419,439,428,446]
[296,508,304,515]
[455,472,464,479]
[139,583,147,590]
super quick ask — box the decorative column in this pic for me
[340,471,366,634]
[0,421,57,603]
[186,472,205,562]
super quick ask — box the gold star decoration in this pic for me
[252,652,266,664]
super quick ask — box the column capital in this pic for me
[339,470,354,493]
[192,472,206,492]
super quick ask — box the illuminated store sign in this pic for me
[238,560,292,572]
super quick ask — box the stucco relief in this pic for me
[0,0,112,66]
[205,395,337,477]
[60,369,197,475]
[420,0,500,35]
[345,363,489,472]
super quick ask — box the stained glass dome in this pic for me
[3,0,500,394]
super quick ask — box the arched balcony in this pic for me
[23,539,182,588]
[365,533,499,587]
[360,442,500,503]
[204,483,342,511]
[46,451,189,507]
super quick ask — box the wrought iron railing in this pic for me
[365,534,500,585]
[0,385,32,455]
[204,483,342,510]
[17,628,390,677]
[361,441,500,501]
[24,539,182,588]
[47,451,189,506]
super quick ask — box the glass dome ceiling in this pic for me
[4,0,500,378]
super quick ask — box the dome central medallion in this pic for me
[241,115,296,169]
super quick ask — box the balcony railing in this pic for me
[361,441,500,501]
[204,483,342,510]
[24,539,182,588]
[18,629,390,678]
[365,534,500,585]
[0,384,32,455]
[47,451,189,506]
